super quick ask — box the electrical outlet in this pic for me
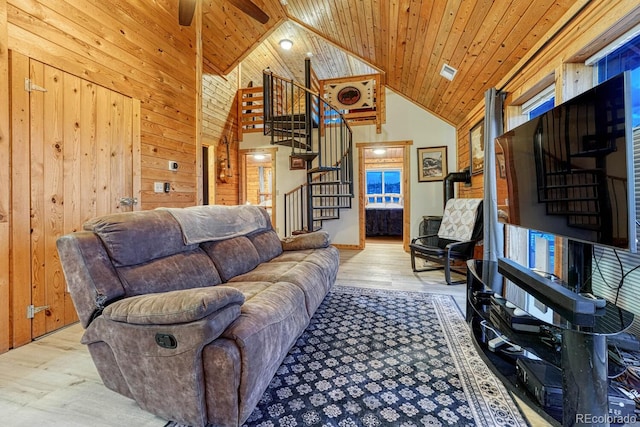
[154,182,164,193]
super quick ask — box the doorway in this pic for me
[358,141,411,251]
[239,148,277,227]
[9,52,139,347]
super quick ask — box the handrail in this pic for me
[264,69,353,134]
[264,62,354,235]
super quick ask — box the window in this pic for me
[366,169,401,204]
[587,28,640,326]
[519,85,556,271]
[521,85,555,120]
[528,231,555,272]
[590,31,640,127]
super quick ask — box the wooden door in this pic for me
[10,52,139,346]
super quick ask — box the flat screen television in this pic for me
[496,71,636,253]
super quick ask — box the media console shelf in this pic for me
[466,259,634,427]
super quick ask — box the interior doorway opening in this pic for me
[358,142,411,251]
[239,148,277,228]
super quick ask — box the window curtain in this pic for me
[483,88,506,262]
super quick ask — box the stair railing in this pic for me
[264,67,353,234]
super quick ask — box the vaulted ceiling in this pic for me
[197,0,578,126]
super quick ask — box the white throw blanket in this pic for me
[159,205,269,245]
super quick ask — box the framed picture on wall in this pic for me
[417,146,447,182]
[470,120,484,175]
[289,156,305,170]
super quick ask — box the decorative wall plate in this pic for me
[325,79,374,110]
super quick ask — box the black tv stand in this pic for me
[497,257,596,315]
[467,259,634,427]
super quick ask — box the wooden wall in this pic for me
[0,0,10,353]
[6,0,199,210]
[363,148,404,171]
[1,0,200,351]
[202,72,241,205]
[456,1,640,200]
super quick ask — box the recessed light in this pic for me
[254,154,266,160]
[279,39,293,50]
[373,148,386,155]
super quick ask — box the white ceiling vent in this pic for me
[440,63,458,81]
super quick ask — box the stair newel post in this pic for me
[306,168,314,232]
[304,58,315,232]
[263,70,273,144]
[304,58,313,155]
[289,81,296,156]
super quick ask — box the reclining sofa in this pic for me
[56,205,339,427]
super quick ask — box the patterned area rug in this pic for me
[167,286,528,427]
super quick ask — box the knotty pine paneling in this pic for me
[216,141,240,206]
[285,0,574,126]
[7,0,198,211]
[9,54,137,345]
[203,71,240,140]
[0,0,9,353]
[201,0,286,74]
[456,0,640,201]
[202,70,241,206]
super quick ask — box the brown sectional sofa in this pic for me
[56,205,339,427]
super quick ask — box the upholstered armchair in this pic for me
[410,198,483,285]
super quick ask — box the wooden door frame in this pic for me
[357,140,412,252]
[239,147,278,228]
[8,52,141,348]
[0,0,10,353]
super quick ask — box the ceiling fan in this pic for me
[179,0,270,26]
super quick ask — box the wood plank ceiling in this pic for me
[198,0,576,126]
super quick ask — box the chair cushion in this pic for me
[437,198,483,241]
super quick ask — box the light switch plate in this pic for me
[154,182,164,193]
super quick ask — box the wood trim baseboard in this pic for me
[332,243,363,250]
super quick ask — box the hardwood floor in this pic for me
[0,241,543,426]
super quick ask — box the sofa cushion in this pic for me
[248,229,283,263]
[85,210,194,267]
[117,248,221,296]
[103,287,245,325]
[229,255,337,316]
[202,236,261,282]
[281,230,330,251]
[221,281,309,420]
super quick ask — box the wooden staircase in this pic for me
[263,59,354,235]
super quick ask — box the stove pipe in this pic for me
[443,167,471,205]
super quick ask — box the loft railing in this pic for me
[263,70,352,172]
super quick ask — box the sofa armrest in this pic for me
[103,286,244,325]
[82,286,245,427]
[281,230,330,251]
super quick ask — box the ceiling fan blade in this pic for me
[179,0,196,26]
[227,0,270,24]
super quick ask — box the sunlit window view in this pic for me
[366,170,401,204]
